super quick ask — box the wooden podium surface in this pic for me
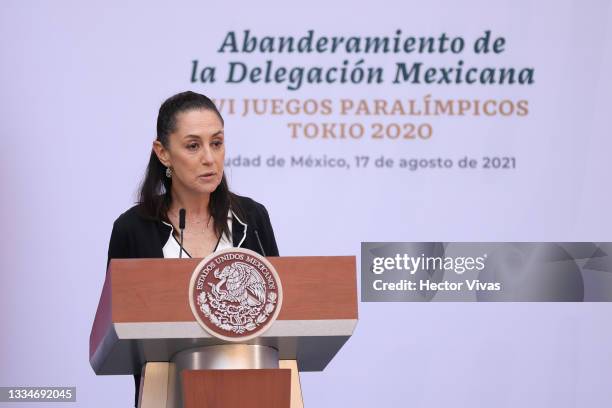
[90,256,358,375]
[182,369,291,408]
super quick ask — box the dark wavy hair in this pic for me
[137,91,236,240]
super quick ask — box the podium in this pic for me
[89,256,358,407]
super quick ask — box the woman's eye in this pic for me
[187,143,199,150]
[212,141,224,148]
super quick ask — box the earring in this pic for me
[165,167,172,178]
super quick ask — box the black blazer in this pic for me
[105,193,279,406]
[107,194,279,267]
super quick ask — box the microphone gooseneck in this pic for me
[254,229,266,257]
[179,208,186,258]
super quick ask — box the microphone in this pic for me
[254,229,266,257]
[179,208,186,258]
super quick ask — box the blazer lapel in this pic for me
[231,210,248,248]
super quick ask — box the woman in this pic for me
[106,91,279,406]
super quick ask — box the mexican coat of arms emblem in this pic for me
[188,248,283,341]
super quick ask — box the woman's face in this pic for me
[154,109,225,196]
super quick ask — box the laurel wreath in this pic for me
[197,291,277,334]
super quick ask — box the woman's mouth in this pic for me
[198,172,215,180]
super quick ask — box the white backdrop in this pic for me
[1,1,611,407]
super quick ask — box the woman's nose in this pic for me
[200,146,214,164]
